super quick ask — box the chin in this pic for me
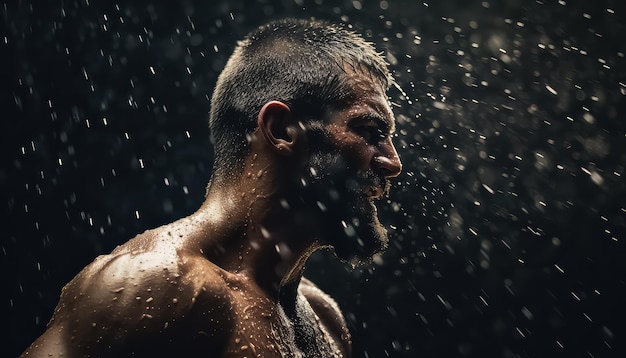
[329,198,390,267]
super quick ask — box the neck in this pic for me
[186,155,323,301]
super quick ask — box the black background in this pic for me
[2,0,625,357]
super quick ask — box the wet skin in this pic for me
[21,72,401,358]
[21,218,350,357]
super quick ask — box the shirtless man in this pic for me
[22,18,402,357]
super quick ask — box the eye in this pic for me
[353,124,386,143]
[349,114,391,144]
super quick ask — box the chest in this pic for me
[222,290,343,358]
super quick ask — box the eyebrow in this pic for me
[352,112,396,135]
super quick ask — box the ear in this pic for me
[257,101,297,155]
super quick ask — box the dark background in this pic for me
[2,0,625,357]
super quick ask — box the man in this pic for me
[22,17,402,357]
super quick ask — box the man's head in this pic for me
[209,18,401,265]
[209,17,391,181]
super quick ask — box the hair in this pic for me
[208,17,392,183]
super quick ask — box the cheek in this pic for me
[327,126,373,170]
[340,141,374,171]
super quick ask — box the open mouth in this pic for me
[363,185,384,199]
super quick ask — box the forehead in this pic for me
[329,72,395,130]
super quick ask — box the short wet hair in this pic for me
[209,17,391,181]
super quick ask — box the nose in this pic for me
[372,140,402,178]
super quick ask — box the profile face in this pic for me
[301,71,402,266]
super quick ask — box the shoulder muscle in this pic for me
[28,246,233,357]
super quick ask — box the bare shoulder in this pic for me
[22,229,234,357]
[299,277,352,355]
[299,277,344,318]
[61,230,233,319]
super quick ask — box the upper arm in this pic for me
[20,325,71,358]
[300,278,352,356]
[22,251,233,357]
